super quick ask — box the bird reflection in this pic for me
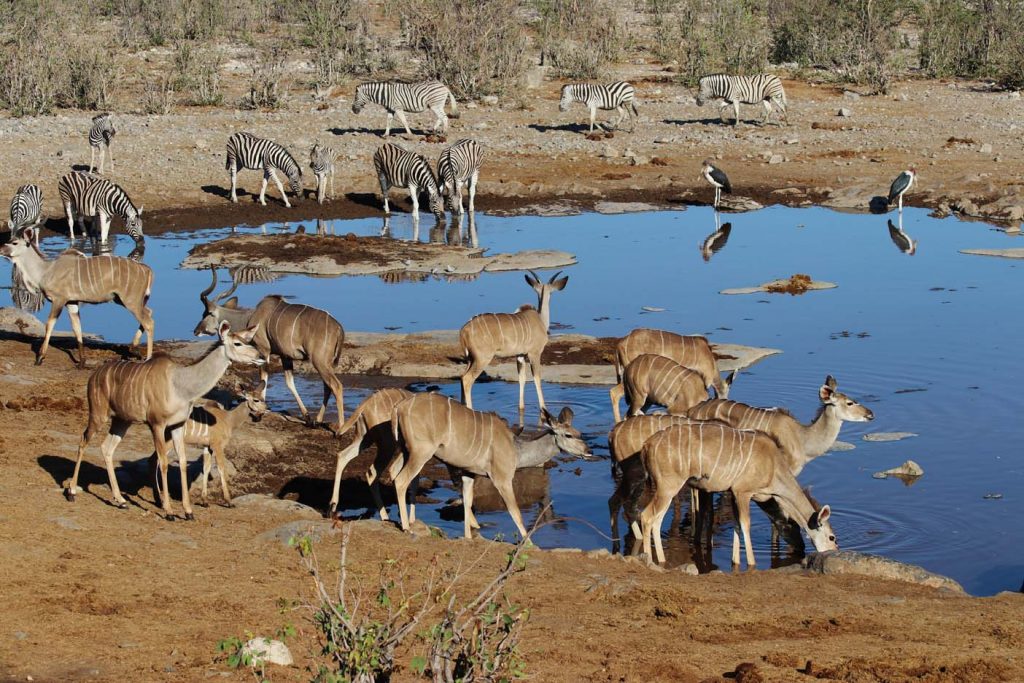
[887,217,917,255]
[700,221,732,262]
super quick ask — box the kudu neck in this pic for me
[536,288,552,331]
[171,344,232,404]
[798,405,844,459]
[12,245,51,289]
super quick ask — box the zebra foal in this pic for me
[372,143,444,221]
[309,142,336,204]
[88,113,115,173]
[559,81,638,133]
[695,74,787,126]
[352,80,459,137]
[58,171,144,244]
[438,138,483,214]
[225,132,303,207]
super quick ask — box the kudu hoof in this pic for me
[115,500,128,510]
[64,488,76,502]
[223,502,235,509]
[34,357,44,367]
[184,512,195,521]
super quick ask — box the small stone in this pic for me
[872,460,924,479]
[768,154,783,164]
[586,548,611,559]
[678,563,699,576]
[843,91,860,101]
[600,144,619,158]
[838,108,852,117]
[14,631,27,640]
[241,638,293,667]
[979,143,993,154]
[480,95,499,106]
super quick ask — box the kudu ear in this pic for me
[237,323,260,343]
[256,379,267,393]
[524,271,541,291]
[557,406,574,425]
[809,504,832,529]
[22,227,33,243]
[825,374,838,390]
[218,320,232,338]
[819,383,835,403]
[548,271,568,291]
[222,296,240,309]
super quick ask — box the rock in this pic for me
[838,108,852,117]
[721,278,837,296]
[241,638,293,667]
[863,432,917,442]
[716,196,764,212]
[189,458,237,497]
[524,65,549,89]
[586,548,611,559]
[593,201,664,214]
[549,547,582,554]
[232,493,321,519]
[828,440,856,452]
[960,248,1024,259]
[480,95,499,106]
[678,563,699,576]
[872,460,924,479]
[768,154,784,164]
[843,91,861,101]
[979,143,993,154]
[257,520,334,547]
[50,516,82,530]
[0,307,45,336]
[600,144,619,158]
[628,155,649,166]
[803,550,964,593]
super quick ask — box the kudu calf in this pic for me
[639,422,838,567]
[68,322,264,520]
[0,227,154,367]
[613,328,730,406]
[193,267,346,430]
[610,353,730,423]
[459,270,568,412]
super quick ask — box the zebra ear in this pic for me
[137,205,144,216]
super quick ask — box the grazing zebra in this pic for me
[437,138,483,214]
[88,113,116,173]
[309,142,336,204]
[372,143,444,221]
[57,171,144,244]
[9,184,43,243]
[559,82,639,133]
[225,132,303,208]
[352,81,459,137]
[695,74,787,126]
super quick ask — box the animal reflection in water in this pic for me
[887,217,917,255]
[380,212,477,248]
[700,221,732,261]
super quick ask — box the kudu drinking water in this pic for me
[193,267,346,430]
[459,270,568,413]
[613,328,730,406]
[0,227,154,367]
[610,353,732,423]
[67,321,264,520]
[639,422,838,567]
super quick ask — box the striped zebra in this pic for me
[57,171,144,244]
[225,132,303,207]
[309,142,336,204]
[352,81,459,137]
[437,138,483,214]
[9,184,43,244]
[88,112,116,173]
[372,143,444,221]
[695,73,788,126]
[559,81,639,133]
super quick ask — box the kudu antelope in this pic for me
[390,392,529,539]
[68,322,264,520]
[613,328,730,405]
[0,227,154,367]
[610,353,732,423]
[639,422,838,567]
[193,267,346,430]
[459,271,568,412]
[332,391,589,522]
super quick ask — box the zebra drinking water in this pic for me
[309,143,336,204]
[372,143,444,221]
[57,171,144,244]
[9,184,42,236]
[695,74,787,126]
[88,113,116,173]
[352,81,459,137]
[559,81,639,133]
[437,138,483,214]
[225,132,303,207]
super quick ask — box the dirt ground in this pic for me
[1,334,1023,683]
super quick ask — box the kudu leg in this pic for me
[491,474,527,539]
[281,360,311,424]
[66,303,86,368]
[36,302,64,366]
[150,424,174,517]
[171,426,195,520]
[516,356,527,416]
[461,475,475,539]
[391,446,432,532]
[68,417,105,501]
[735,492,755,569]
[212,444,232,507]
[100,418,131,508]
[200,447,213,506]
[528,352,546,412]
[329,435,364,516]
[313,361,344,429]
[460,355,489,409]
[609,383,625,423]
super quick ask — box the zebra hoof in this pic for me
[64,488,76,502]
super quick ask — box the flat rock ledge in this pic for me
[959,248,1024,259]
[181,233,576,276]
[803,550,964,594]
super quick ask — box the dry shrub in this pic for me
[244,45,288,109]
[298,0,396,87]
[399,0,528,98]
[174,41,223,106]
[140,76,174,114]
[66,44,118,109]
[918,0,1024,89]
[538,0,626,79]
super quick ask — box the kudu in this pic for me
[639,422,838,567]
[459,270,569,412]
[613,328,730,405]
[193,267,346,430]
[0,227,154,367]
[331,391,589,523]
[68,322,264,520]
[390,392,528,539]
[610,353,732,423]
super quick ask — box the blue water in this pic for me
[5,206,1023,595]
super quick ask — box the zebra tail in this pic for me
[631,100,639,117]
[447,91,460,119]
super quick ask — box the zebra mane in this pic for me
[92,112,111,123]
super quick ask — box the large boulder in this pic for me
[803,550,964,593]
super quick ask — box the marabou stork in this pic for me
[887,219,917,255]
[887,167,917,213]
[701,159,732,209]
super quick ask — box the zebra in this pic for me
[352,81,459,137]
[225,132,303,208]
[309,142,336,204]
[9,184,43,244]
[57,171,144,244]
[88,112,116,173]
[559,82,639,133]
[372,142,444,221]
[695,74,788,126]
[437,138,483,214]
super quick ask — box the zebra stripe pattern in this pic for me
[88,113,115,173]
[225,132,303,207]
[352,80,458,136]
[10,264,44,312]
[559,81,639,132]
[58,171,144,244]
[695,73,787,125]
[10,184,42,232]
[309,143,336,204]
[372,143,444,220]
[438,138,483,214]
